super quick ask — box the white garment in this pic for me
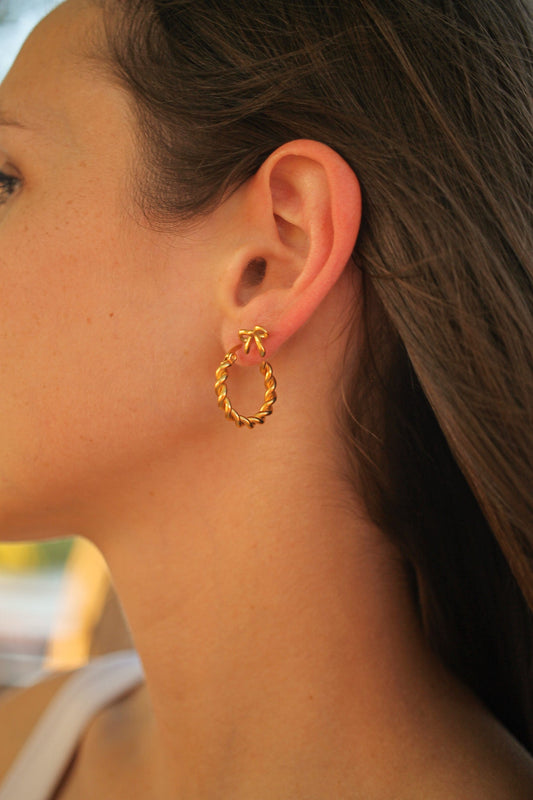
[0,649,144,800]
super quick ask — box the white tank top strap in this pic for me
[0,649,144,800]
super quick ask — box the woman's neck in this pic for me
[89,442,453,799]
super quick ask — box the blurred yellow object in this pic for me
[0,542,41,571]
[0,540,74,572]
[44,538,110,672]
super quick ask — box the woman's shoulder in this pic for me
[0,669,77,783]
[0,650,144,793]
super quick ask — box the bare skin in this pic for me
[0,2,532,798]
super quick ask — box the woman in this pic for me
[0,0,532,797]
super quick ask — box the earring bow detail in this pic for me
[215,326,277,428]
[239,326,268,357]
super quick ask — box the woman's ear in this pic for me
[219,139,361,362]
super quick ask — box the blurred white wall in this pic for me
[0,0,62,81]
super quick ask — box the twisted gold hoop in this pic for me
[215,326,277,428]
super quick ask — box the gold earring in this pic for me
[215,326,277,428]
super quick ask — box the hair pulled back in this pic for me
[100,0,533,750]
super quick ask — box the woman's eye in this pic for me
[0,171,21,205]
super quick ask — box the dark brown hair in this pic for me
[101,0,533,750]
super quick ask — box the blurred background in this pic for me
[0,0,60,80]
[0,0,133,691]
[0,539,133,690]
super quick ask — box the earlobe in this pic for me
[220,139,361,362]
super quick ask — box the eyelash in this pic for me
[0,170,21,205]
